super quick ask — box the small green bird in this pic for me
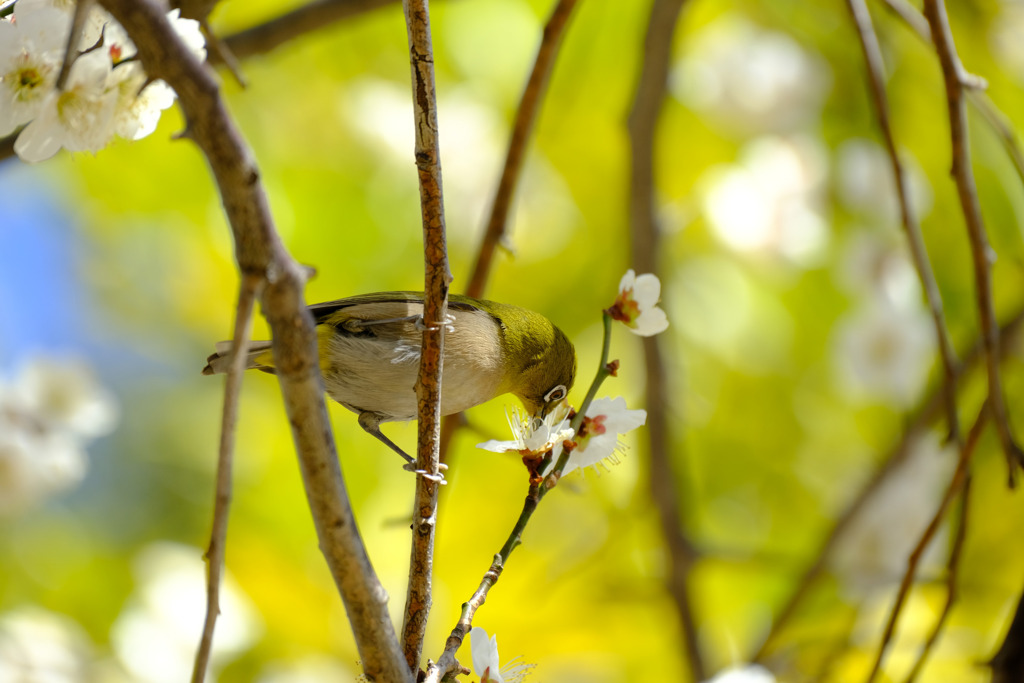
[203,292,576,472]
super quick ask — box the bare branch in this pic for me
[464,0,579,298]
[94,2,411,680]
[55,0,94,91]
[191,273,261,683]
[220,0,399,62]
[626,0,704,680]
[846,0,961,444]
[904,477,971,683]
[866,400,989,682]
[751,305,1024,663]
[922,0,1023,483]
[400,0,451,672]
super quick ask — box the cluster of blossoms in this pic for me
[479,270,667,474]
[0,0,206,162]
[0,356,117,515]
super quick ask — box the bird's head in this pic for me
[499,309,577,421]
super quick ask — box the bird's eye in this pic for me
[544,385,567,403]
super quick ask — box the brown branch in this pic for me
[423,556,506,683]
[94,3,411,681]
[626,0,703,680]
[464,0,579,297]
[191,273,261,683]
[400,0,451,673]
[220,0,399,62]
[866,401,989,683]
[922,0,1023,483]
[846,0,961,444]
[878,0,1024,191]
[904,475,972,683]
[55,0,94,91]
[751,305,1024,664]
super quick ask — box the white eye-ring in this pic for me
[544,385,567,403]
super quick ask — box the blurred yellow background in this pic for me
[3,0,1024,681]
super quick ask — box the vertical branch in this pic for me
[626,0,703,680]
[922,0,1024,483]
[401,0,451,672]
[865,401,989,683]
[464,0,580,298]
[98,3,412,681]
[191,274,261,683]
[846,0,961,444]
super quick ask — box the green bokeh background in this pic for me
[4,0,1024,681]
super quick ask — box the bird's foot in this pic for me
[402,461,448,484]
[414,314,456,333]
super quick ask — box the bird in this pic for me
[203,291,576,475]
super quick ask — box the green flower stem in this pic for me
[500,312,617,563]
[536,312,615,489]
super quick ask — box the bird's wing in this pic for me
[308,292,489,325]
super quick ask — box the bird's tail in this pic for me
[202,340,275,375]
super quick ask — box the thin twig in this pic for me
[878,0,1024,191]
[464,0,579,297]
[904,474,972,683]
[846,0,961,445]
[400,0,451,673]
[626,0,703,680]
[221,0,398,61]
[866,401,988,682]
[96,3,412,680]
[751,306,1024,664]
[922,0,1023,483]
[190,273,261,683]
[54,0,93,91]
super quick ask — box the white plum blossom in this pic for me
[0,0,206,161]
[469,627,533,683]
[0,356,117,516]
[541,396,647,476]
[477,404,574,457]
[702,664,777,683]
[0,606,94,683]
[607,269,669,336]
[0,5,68,135]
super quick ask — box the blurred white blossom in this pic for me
[833,296,934,408]
[111,543,261,683]
[0,606,94,682]
[833,431,955,592]
[836,139,933,226]
[672,17,830,134]
[836,229,921,309]
[702,665,776,683]
[0,356,117,516]
[0,0,206,162]
[701,135,829,266]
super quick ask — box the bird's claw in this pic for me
[402,461,448,484]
